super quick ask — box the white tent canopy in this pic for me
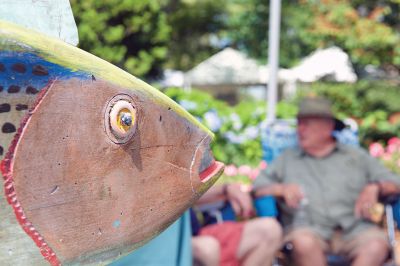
[183,47,356,89]
[288,46,357,83]
[184,48,288,87]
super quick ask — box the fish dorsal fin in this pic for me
[0,0,78,46]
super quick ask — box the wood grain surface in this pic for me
[2,78,222,265]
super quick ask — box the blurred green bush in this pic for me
[164,80,400,166]
[164,87,297,166]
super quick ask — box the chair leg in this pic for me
[385,204,397,265]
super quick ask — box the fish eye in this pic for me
[105,95,137,144]
[110,101,136,136]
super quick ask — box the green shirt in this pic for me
[254,143,400,239]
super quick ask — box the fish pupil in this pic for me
[120,112,132,127]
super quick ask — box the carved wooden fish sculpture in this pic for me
[0,20,224,265]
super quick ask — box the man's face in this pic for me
[297,117,335,151]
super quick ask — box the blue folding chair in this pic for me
[110,211,192,266]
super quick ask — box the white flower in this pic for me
[195,116,203,123]
[230,113,242,131]
[204,110,222,132]
[243,126,259,139]
[224,131,246,144]
[179,100,197,111]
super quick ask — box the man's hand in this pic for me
[281,183,304,209]
[354,183,380,220]
[225,184,254,219]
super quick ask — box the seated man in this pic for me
[253,96,400,266]
[192,183,282,266]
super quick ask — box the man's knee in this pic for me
[290,230,323,256]
[355,238,389,260]
[247,218,283,244]
[192,235,220,263]
[259,218,283,242]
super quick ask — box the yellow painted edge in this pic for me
[0,19,213,138]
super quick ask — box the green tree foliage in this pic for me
[227,0,269,62]
[71,0,399,75]
[70,0,171,78]
[165,0,229,71]
[226,0,400,69]
[227,0,315,67]
[304,0,400,68]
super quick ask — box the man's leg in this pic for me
[351,239,388,266]
[236,217,282,266]
[286,228,327,266]
[341,227,389,266]
[192,235,220,266]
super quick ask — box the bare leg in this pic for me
[236,217,282,266]
[289,229,326,266]
[192,235,220,266]
[351,238,389,266]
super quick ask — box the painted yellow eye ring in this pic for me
[104,94,137,144]
[110,101,136,138]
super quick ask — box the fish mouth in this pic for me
[198,146,224,183]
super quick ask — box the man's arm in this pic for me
[253,184,284,198]
[196,184,255,219]
[354,181,400,220]
[195,184,228,205]
[253,183,304,209]
[355,149,400,219]
[376,180,400,196]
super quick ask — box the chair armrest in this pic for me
[379,194,400,205]
[195,200,225,212]
[194,200,235,224]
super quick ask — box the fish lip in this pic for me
[196,137,224,183]
[199,161,224,183]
